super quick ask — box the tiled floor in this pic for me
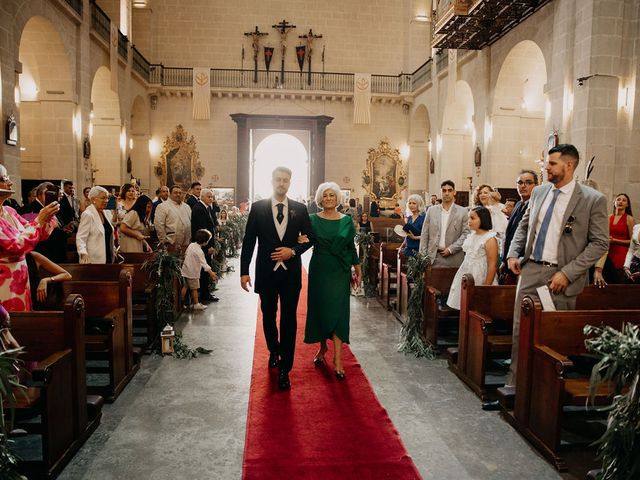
[59,257,567,479]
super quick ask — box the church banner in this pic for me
[264,47,274,71]
[192,67,211,120]
[295,45,306,72]
[110,22,118,93]
[353,73,371,124]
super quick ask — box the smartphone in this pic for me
[44,190,58,206]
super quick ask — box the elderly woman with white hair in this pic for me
[303,181,361,380]
[400,194,426,257]
[76,186,115,264]
[0,164,59,311]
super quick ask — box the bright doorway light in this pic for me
[253,133,309,202]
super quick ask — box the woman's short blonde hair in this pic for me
[406,194,425,213]
[472,184,495,207]
[315,181,342,208]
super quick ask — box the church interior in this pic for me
[1,0,640,479]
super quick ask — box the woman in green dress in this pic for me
[303,182,362,379]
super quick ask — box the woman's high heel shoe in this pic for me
[335,370,346,380]
[313,356,324,366]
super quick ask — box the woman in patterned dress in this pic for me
[0,165,59,312]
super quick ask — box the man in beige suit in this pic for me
[154,185,192,252]
[505,144,608,387]
[419,180,470,267]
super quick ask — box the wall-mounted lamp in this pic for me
[413,14,429,22]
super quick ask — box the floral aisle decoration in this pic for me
[142,248,212,359]
[0,344,27,480]
[354,232,377,297]
[212,213,249,281]
[397,252,436,359]
[585,323,640,480]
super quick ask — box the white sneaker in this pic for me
[192,303,207,310]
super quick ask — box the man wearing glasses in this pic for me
[498,170,538,285]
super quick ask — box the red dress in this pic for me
[608,214,630,269]
[0,206,54,312]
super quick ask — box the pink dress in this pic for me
[0,206,54,312]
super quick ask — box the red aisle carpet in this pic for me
[242,271,423,480]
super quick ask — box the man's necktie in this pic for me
[276,203,284,224]
[532,189,561,261]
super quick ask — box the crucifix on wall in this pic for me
[299,29,323,86]
[272,19,296,86]
[244,26,268,83]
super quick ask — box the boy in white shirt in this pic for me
[181,229,218,310]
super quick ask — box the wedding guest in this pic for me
[76,186,115,264]
[473,184,508,239]
[502,198,517,219]
[623,223,640,282]
[400,194,425,257]
[58,180,80,231]
[181,229,218,310]
[154,185,192,252]
[113,183,138,226]
[0,304,20,349]
[303,182,361,380]
[25,251,72,307]
[0,166,59,311]
[119,194,152,253]
[151,185,169,223]
[218,209,228,225]
[447,207,498,310]
[370,200,380,217]
[79,186,91,214]
[357,212,374,234]
[419,180,470,267]
[606,193,635,283]
[185,182,202,209]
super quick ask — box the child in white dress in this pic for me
[447,207,499,310]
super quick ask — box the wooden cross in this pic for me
[272,19,296,85]
[244,26,268,83]
[299,28,323,85]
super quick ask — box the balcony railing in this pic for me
[90,0,110,43]
[411,58,432,91]
[63,0,83,16]
[118,31,128,59]
[132,46,151,82]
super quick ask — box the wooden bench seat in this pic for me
[9,294,103,479]
[422,266,459,350]
[377,242,401,310]
[505,296,640,470]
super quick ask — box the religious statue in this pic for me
[272,19,296,86]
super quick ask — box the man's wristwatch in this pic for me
[290,248,296,256]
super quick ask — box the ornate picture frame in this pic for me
[155,124,204,191]
[211,187,235,207]
[361,139,407,209]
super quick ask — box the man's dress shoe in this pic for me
[481,400,500,411]
[268,353,279,369]
[278,371,291,390]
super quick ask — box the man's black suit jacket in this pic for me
[240,198,314,294]
[501,200,528,264]
[58,195,78,226]
[191,201,216,247]
[23,200,44,215]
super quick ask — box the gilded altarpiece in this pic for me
[155,125,205,191]
[362,139,407,208]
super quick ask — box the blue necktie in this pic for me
[276,203,284,224]
[532,189,561,261]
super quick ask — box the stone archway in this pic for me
[91,66,122,186]
[440,80,474,190]
[489,40,547,186]
[18,16,75,183]
[129,95,150,190]
[408,104,431,195]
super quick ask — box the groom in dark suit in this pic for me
[240,167,314,390]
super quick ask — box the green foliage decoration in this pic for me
[142,248,211,359]
[398,252,436,359]
[0,346,27,480]
[585,323,640,480]
[354,232,377,297]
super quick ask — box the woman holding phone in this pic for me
[0,165,59,311]
[302,182,361,380]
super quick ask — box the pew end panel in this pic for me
[421,266,459,350]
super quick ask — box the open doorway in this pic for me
[251,130,310,202]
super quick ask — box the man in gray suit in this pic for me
[505,144,608,386]
[419,180,470,267]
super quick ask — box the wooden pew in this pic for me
[422,265,459,350]
[377,242,401,310]
[50,268,135,402]
[454,281,640,400]
[393,251,410,321]
[9,294,103,479]
[507,296,640,470]
[450,275,516,399]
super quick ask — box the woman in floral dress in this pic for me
[0,165,59,311]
